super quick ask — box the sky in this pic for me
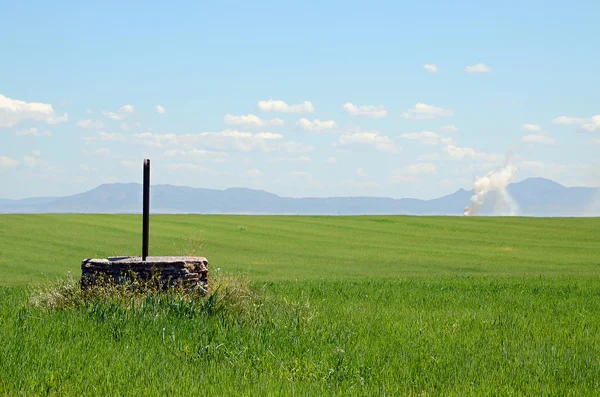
[1,0,599,200]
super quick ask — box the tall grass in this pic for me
[28,270,261,319]
[1,215,600,395]
[1,276,600,395]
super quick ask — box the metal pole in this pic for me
[142,159,150,261]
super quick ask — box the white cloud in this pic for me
[48,113,68,124]
[119,160,136,169]
[521,134,555,144]
[296,118,336,132]
[417,152,442,162]
[32,150,41,156]
[28,161,64,182]
[133,132,179,148]
[390,163,436,183]
[121,104,134,113]
[338,180,384,190]
[270,156,311,164]
[102,176,119,184]
[552,116,587,125]
[121,123,130,131]
[163,148,228,163]
[23,156,37,168]
[399,131,455,145]
[326,157,337,164]
[342,102,387,118]
[464,63,492,73]
[593,138,600,145]
[389,174,415,183]
[87,109,93,115]
[278,141,313,153]
[155,105,166,114]
[356,168,369,177]
[224,114,285,128]
[336,129,399,153]
[76,119,104,129]
[440,125,458,133]
[521,124,542,132]
[419,145,502,164]
[284,171,323,188]
[165,163,213,174]
[134,130,313,153]
[95,148,111,156]
[404,163,436,175]
[102,111,121,120]
[443,145,501,162]
[578,118,599,132]
[518,160,546,171]
[84,131,128,144]
[258,99,315,113]
[517,160,600,186]
[401,102,454,120]
[288,171,313,178]
[552,115,600,132]
[102,105,134,120]
[15,127,52,137]
[187,130,283,152]
[0,94,68,128]
[577,116,599,132]
[22,154,49,169]
[423,64,438,73]
[0,156,19,168]
[243,169,262,178]
[443,145,480,161]
[98,131,127,142]
[440,178,455,187]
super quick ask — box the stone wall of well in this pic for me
[81,256,209,292]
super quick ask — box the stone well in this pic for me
[81,256,209,292]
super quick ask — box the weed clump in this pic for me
[29,271,261,320]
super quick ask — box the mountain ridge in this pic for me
[1,177,598,216]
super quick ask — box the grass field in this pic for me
[1,215,599,395]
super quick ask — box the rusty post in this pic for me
[142,159,150,261]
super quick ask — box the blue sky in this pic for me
[1,0,599,199]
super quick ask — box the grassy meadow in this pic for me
[1,214,599,395]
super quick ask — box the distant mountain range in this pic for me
[0,177,598,216]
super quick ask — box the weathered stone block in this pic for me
[81,256,209,292]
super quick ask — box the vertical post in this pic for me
[142,159,150,261]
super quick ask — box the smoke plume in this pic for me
[464,160,519,216]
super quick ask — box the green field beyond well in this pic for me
[1,214,599,283]
[1,215,599,395]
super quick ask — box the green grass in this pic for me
[1,214,599,284]
[1,215,600,395]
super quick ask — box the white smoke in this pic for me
[465,161,519,216]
